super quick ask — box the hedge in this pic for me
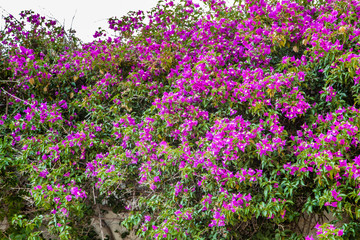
[1,0,360,239]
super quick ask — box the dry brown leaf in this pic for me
[339,26,346,34]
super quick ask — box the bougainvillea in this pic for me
[1,0,360,239]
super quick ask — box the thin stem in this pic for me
[93,185,104,240]
[0,87,29,105]
[5,94,8,115]
[0,80,19,83]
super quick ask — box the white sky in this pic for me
[0,0,235,43]
[0,0,159,43]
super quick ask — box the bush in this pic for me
[1,0,360,239]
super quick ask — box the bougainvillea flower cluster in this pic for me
[1,0,360,239]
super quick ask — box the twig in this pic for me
[70,10,77,32]
[0,80,19,83]
[59,123,69,135]
[0,7,22,24]
[0,87,29,105]
[0,229,9,239]
[93,185,104,240]
[98,206,104,240]
[40,8,81,46]
[5,94,8,115]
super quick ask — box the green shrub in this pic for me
[1,0,360,239]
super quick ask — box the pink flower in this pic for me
[14,113,21,120]
[54,197,61,204]
[65,195,72,201]
[39,170,49,178]
[61,208,68,215]
[325,165,333,171]
[154,176,160,182]
[331,189,342,201]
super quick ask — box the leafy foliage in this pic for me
[1,0,360,239]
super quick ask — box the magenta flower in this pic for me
[14,113,21,120]
[54,197,60,204]
[60,208,68,215]
[144,215,151,222]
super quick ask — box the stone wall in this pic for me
[295,211,349,239]
[0,210,350,239]
[92,211,140,240]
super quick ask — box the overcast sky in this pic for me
[0,0,235,43]
[0,0,165,43]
